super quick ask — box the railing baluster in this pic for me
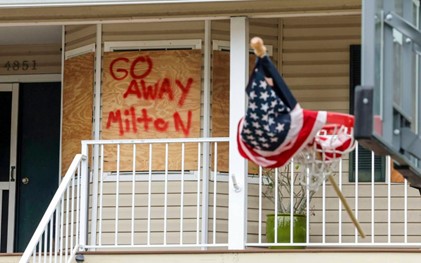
[164,143,169,245]
[180,143,185,245]
[355,143,359,243]
[38,234,42,263]
[98,145,104,246]
[59,197,64,263]
[115,144,120,246]
[70,173,75,253]
[65,188,69,263]
[322,172,326,244]
[387,156,391,243]
[213,142,218,245]
[290,162,294,244]
[49,217,53,263]
[196,143,201,245]
[258,166,263,244]
[131,144,136,246]
[147,144,152,246]
[338,158,343,244]
[371,150,375,243]
[274,168,278,245]
[75,165,81,249]
[404,179,408,243]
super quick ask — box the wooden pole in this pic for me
[328,175,366,238]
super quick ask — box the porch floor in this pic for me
[3,248,421,263]
[79,248,421,263]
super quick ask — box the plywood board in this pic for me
[211,51,258,174]
[62,52,94,174]
[102,50,202,171]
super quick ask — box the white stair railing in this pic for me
[20,154,87,263]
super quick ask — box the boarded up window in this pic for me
[102,50,202,171]
[211,50,258,174]
[62,53,94,174]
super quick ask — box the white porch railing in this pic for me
[20,154,87,263]
[20,138,421,262]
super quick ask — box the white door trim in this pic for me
[0,83,18,252]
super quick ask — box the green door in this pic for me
[15,82,61,252]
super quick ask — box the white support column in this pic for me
[201,19,211,247]
[89,23,102,250]
[228,16,249,250]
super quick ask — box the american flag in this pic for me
[237,55,327,168]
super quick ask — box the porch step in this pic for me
[81,249,421,263]
[0,253,21,263]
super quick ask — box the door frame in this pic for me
[0,74,61,252]
[0,83,18,252]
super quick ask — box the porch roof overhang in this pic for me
[0,0,361,26]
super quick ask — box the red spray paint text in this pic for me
[105,55,195,136]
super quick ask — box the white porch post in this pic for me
[228,16,249,250]
[79,141,89,251]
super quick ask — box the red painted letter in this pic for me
[140,79,158,100]
[110,57,129,80]
[173,111,192,136]
[106,109,124,136]
[130,56,153,79]
[123,80,142,98]
[158,78,174,101]
[154,118,169,132]
[176,78,193,107]
[137,108,153,131]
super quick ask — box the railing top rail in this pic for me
[81,137,230,145]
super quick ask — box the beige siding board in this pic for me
[310,223,421,236]
[100,181,199,194]
[103,33,203,42]
[103,21,204,32]
[283,52,350,62]
[0,44,61,55]
[99,193,200,207]
[298,101,348,111]
[285,76,349,86]
[312,210,421,223]
[65,25,97,43]
[98,232,199,245]
[283,27,360,38]
[98,218,200,232]
[310,196,421,210]
[100,206,199,219]
[283,64,348,76]
[283,39,360,51]
[102,21,204,42]
[284,15,361,27]
[0,55,60,64]
[292,89,349,99]
[0,44,61,75]
[65,25,96,50]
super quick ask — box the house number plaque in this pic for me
[3,60,37,71]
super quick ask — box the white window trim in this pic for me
[212,40,273,56]
[104,39,202,52]
[64,43,96,60]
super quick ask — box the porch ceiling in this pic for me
[0,0,361,25]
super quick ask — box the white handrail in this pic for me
[20,154,86,263]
